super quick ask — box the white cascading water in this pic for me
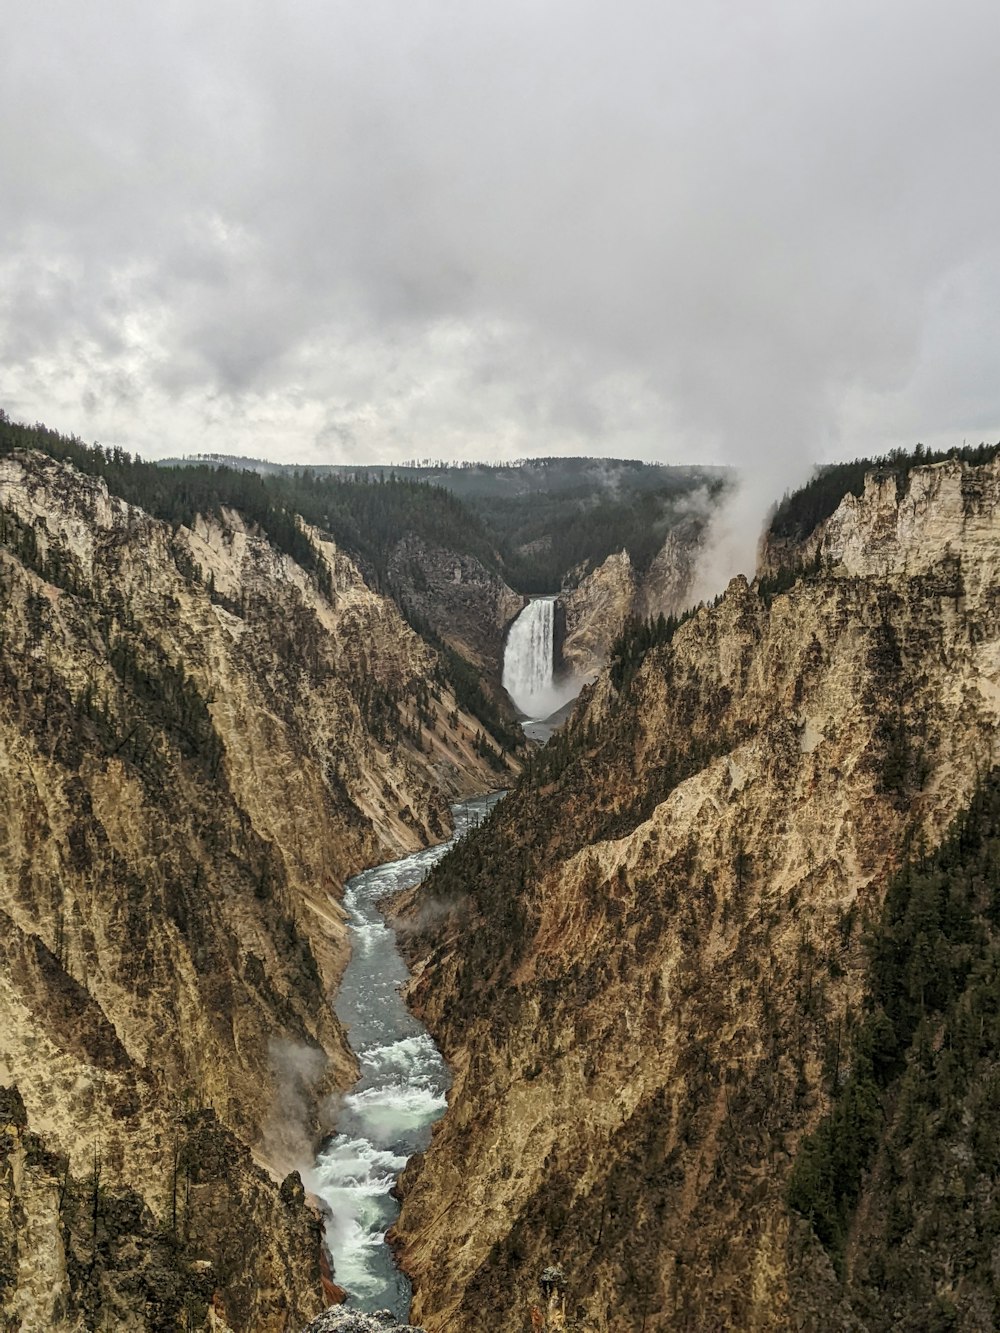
[502,595,577,721]
[304,794,501,1317]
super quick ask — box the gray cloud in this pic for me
[3,0,1000,575]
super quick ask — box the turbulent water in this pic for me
[503,595,555,717]
[307,794,502,1316]
[503,595,580,727]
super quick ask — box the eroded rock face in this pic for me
[635,516,702,621]
[557,519,704,681]
[392,456,1000,1330]
[756,458,992,584]
[0,1088,324,1332]
[387,533,524,679]
[0,451,511,1329]
[556,551,636,682]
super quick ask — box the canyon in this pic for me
[4,434,999,1331]
[0,442,516,1331]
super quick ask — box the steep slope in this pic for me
[556,551,637,681]
[0,413,528,753]
[0,449,511,1329]
[386,532,524,679]
[557,516,703,682]
[785,769,1000,1329]
[392,455,1000,1330]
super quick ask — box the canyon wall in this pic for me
[387,532,524,679]
[0,450,511,1330]
[557,517,702,681]
[393,456,1000,1330]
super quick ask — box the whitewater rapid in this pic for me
[306,794,501,1316]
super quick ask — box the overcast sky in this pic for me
[2,0,1000,483]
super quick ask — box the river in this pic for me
[306,792,503,1317]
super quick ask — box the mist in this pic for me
[686,468,809,602]
[261,1036,331,1173]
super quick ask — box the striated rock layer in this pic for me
[393,456,1000,1330]
[0,450,512,1330]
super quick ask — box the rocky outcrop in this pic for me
[0,1086,324,1332]
[0,450,511,1328]
[635,515,702,620]
[301,1310,425,1332]
[387,533,524,679]
[392,455,1000,1330]
[557,518,703,680]
[556,550,636,681]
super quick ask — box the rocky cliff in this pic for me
[557,517,702,681]
[556,551,636,683]
[392,455,1000,1330]
[386,533,524,680]
[0,449,511,1329]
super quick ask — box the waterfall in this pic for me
[503,595,580,722]
[502,596,555,718]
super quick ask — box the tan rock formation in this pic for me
[0,449,510,1328]
[393,455,1000,1330]
[0,1085,325,1332]
[635,517,701,621]
[387,532,525,678]
[557,518,703,681]
[557,551,636,682]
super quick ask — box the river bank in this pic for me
[305,794,503,1317]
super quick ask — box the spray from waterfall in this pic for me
[502,596,579,721]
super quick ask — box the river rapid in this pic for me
[306,793,502,1317]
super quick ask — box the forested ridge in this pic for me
[583,444,1000,721]
[788,767,1000,1326]
[1,412,715,592]
[165,446,728,593]
[770,440,1000,543]
[486,482,715,593]
[0,411,519,751]
[0,412,502,588]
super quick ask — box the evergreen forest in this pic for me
[789,767,1000,1326]
[770,440,1000,543]
[162,447,729,593]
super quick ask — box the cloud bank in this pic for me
[2,0,1000,586]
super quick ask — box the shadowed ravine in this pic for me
[306,794,503,1317]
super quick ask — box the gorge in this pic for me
[0,420,518,1331]
[4,417,1000,1332]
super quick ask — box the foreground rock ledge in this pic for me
[302,1312,425,1333]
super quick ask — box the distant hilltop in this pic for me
[157,452,733,493]
[152,453,731,594]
